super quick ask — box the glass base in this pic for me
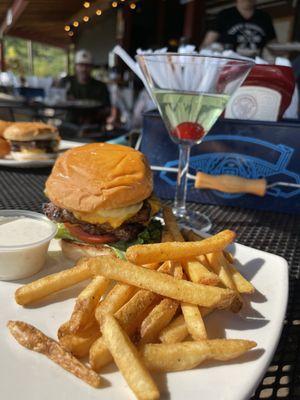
[172,208,212,233]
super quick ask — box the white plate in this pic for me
[0,238,288,400]
[0,140,82,168]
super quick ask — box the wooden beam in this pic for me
[183,0,206,44]
[7,30,69,49]
[0,0,29,37]
[0,38,5,72]
[156,0,166,46]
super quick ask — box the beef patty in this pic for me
[11,139,59,153]
[43,201,151,242]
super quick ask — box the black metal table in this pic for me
[1,165,300,400]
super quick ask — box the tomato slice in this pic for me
[65,223,117,244]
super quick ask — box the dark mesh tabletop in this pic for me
[1,166,300,400]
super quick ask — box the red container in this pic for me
[242,65,295,119]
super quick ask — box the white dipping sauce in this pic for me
[0,215,57,281]
[0,218,53,246]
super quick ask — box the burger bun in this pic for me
[46,143,153,212]
[0,137,10,158]
[0,120,12,137]
[61,239,115,262]
[3,122,59,141]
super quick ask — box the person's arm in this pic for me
[201,31,220,48]
[200,9,224,49]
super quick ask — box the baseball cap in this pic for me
[75,49,93,65]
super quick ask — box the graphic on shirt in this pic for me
[229,23,266,50]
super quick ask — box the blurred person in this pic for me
[59,49,111,125]
[201,0,277,54]
[132,88,156,129]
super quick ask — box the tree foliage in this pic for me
[4,36,67,78]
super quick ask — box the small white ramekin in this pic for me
[0,210,57,280]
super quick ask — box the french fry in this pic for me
[115,289,159,333]
[159,315,188,344]
[15,260,92,306]
[69,276,110,333]
[140,339,256,372]
[224,250,235,264]
[90,294,154,372]
[57,320,72,339]
[95,263,159,323]
[227,264,255,294]
[181,228,205,242]
[89,296,163,372]
[173,262,183,279]
[114,261,172,330]
[181,257,209,340]
[159,307,213,344]
[162,206,185,241]
[206,252,243,312]
[182,259,220,286]
[89,336,114,371]
[181,303,207,340]
[101,314,159,400]
[180,230,213,269]
[8,321,101,388]
[59,323,100,358]
[89,256,236,309]
[95,283,136,323]
[140,298,179,344]
[126,230,236,264]
[90,261,172,371]
[161,228,174,242]
[198,254,211,269]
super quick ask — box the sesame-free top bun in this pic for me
[3,122,58,141]
[0,120,12,137]
[46,143,153,212]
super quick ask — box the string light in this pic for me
[64,25,70,32]
[68,31,74,37]
[130,2,136,9]
[73,21,79,27]
[83,16,89,22]
[112,1,118,7]
[83,1,90,8]
[96,9,102,15]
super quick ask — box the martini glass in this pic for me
[137,53,254,231]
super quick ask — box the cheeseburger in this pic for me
[0,120,12,158]
[3,122,60,161]
[43,143,161,260]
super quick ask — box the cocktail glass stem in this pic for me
[173,143,191,218]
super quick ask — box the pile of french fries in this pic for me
[10,207,257,400]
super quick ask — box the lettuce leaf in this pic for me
[54,220,163,259]
[110,220,163,252]
[55,223,82,242]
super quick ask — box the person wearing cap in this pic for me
[59,49,111,125]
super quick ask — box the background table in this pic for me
[1,165,300,400]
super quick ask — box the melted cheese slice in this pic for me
[21,147,44,154]
[73,202,144,229]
